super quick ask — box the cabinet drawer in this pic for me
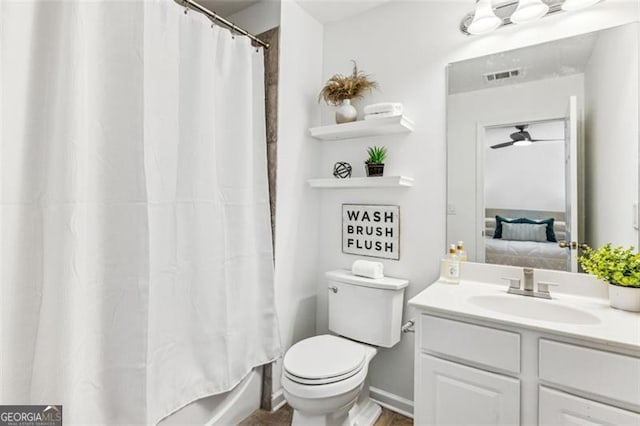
[420,315,520,374]
[540,386,640,426]
[539,339,640,409]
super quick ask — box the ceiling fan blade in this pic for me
[490,141,515,149]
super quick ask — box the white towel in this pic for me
[352,260,384,279]
[364,112,402,120]
[363,102,403,115]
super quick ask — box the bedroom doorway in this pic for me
[477,96,581,272]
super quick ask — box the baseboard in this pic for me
[270,386,414,418]
[270,388,286,413]
[369,386,414,419]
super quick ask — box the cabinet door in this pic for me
[539,386,640,426]
[416,354,520,425]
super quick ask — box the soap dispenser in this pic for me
[440,244,460,284]
[456,241,468,262]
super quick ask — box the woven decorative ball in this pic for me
[333,162,352,179]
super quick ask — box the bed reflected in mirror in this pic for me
[446,23,640,272]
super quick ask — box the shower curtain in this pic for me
[0,1,281,424]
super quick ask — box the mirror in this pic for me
[447,23,639,272]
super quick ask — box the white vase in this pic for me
[608,283,640,312]
[335,99,357,124]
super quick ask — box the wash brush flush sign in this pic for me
[343,204,400,260]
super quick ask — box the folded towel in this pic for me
[364,112,402,120]
[352,260,384,279]
[363,102,403,115]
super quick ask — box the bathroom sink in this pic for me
[468,294,600,325]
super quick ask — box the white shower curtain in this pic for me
[0,1,281,424]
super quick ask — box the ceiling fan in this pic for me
[490,124,562,149]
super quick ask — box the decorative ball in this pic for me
[333,162,352,179]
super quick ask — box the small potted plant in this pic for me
[579,243,640,312]
[318,60,378,124]
[365,146,387,177]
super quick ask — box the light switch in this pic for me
[447,204,456,215]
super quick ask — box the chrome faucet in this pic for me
[503,268,558,299]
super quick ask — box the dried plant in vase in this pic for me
[318,60,379,124]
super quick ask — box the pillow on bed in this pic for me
[493,215,557,242]
[501,222,548,242]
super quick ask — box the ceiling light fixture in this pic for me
[510,0,550,23]
[513,140,533,147]
[467,0,502,35]
[459,0,604,35]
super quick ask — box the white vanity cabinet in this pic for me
[413,313,640,426]
[415,315,522,425]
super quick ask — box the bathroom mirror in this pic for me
[446,23,639,272]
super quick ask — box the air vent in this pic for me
[484,68,521,82]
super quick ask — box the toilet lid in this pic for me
[283,335,367,381]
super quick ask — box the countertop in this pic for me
[409,280,640,352]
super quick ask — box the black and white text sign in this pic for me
[342,204,400,260]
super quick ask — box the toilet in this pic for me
[282,270,409,426]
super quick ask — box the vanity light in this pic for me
[510,0,550,24]
[467,0,502,35]
[561,0,602,10]
[459,0,604,35]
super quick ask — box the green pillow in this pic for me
[493,215,557,242]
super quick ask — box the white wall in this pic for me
[316,0,639,406]
[584,23,639,249]
[227,0,281,35]
[272,0,324,402]
[484,121,565,212]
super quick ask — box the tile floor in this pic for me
[239,404,413,426]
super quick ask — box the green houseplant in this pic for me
[318,61,378,124]
[579,243,640,312]
[365,146,387,177]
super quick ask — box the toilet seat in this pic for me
[283,335,367,385]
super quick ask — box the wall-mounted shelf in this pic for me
[309,115,414,141]
[307,176,414,189]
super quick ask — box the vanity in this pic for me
[409,263,640,426]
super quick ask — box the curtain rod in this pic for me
[176,0,270,49]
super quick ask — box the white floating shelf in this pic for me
[307,176,414,189]
[309,115,414,141]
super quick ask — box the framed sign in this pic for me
[342,204,400,260]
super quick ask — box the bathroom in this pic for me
[1,0,638,425]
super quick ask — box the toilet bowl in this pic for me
[282,334,379,426]
[281,270,409,426]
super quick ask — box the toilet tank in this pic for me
[326,270,409,348]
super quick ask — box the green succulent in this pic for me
[366,146,387,164]
[579,243,640,287]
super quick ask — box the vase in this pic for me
[365,163,384,177]
[608,283,640,312]
[335,99,357,124]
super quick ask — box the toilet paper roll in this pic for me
[351,260,384,279]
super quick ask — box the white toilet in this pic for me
[282,270,409,426]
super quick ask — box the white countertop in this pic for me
[409,280,640,352]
